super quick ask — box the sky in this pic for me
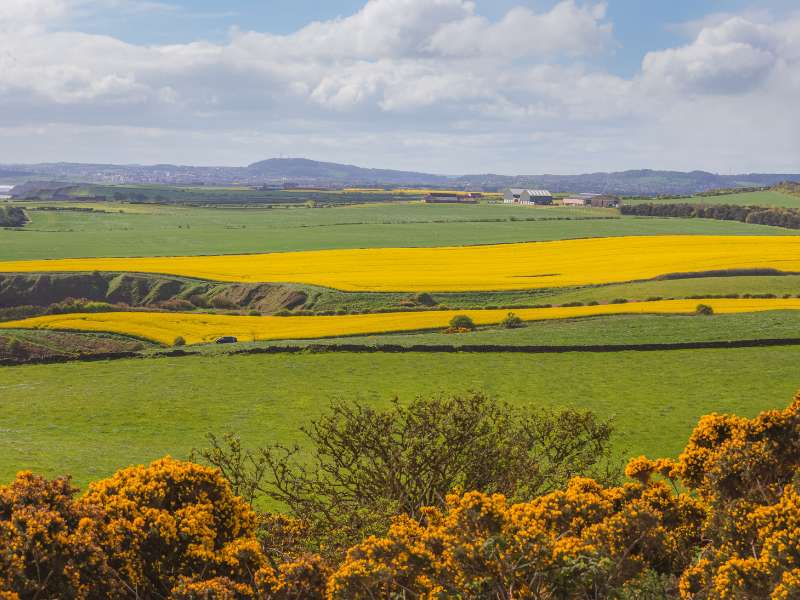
[0,0,798,174]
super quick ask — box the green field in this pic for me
[2,201,797,260]
[625,190,800,208]
[2,347,799,489]
[187,311,800,352]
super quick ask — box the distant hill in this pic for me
[453,170,800,196]
[246,158,450,185]
[2,158,798,196]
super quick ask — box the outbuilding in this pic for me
[502,188,553,205]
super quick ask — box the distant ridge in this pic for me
[246,158,450,185]
[1,158,798,196]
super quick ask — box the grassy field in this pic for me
[2,201,797,260]
[625,190,800,208]
[190,311,800,351]
[2,347,799,489]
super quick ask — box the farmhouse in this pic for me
[502,188,553,205]
[562,197,588,206]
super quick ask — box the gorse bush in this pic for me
[1,394,800,599]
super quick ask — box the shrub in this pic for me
[0,473,122,598]
[210,296,237,310]
[500,312,525,329]
[248,310,261,316]
[159,298,195,311]
[194,393,619,552]
[82,458,266,597]
[188,294,210,308]
[610,298,628,304]
[413,292,437,306]
[448,314,475,330]
[695,304,714,316]
[6,338,24,357]
[560,301,584,307]
[173,336,186,347]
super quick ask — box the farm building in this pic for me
[561,194,620,208]
[502,188,553,205]
[424,192,479,204]
[589,195,621,208]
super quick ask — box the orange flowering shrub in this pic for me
[328,479,704,598]
[255,554,329,599]
[0,472,121,599]
[2,395,800,599]
[674,397,800,599]
[81,457,267,598]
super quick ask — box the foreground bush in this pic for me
[1,395,799,598]
[194,393,619,552]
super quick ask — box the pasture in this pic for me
[192,311,800,350]
[625,189,800,208]
[2,347,799,489]
[1,201,798,261]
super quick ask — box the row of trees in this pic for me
[1,393,799,598]
[621,202,800,230]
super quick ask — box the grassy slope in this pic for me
[2,202,797,260]
[190,311,800,350]
[625,190,800,208]
[1,347,799,488]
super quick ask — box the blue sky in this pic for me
[0,0,798,173]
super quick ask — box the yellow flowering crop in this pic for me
[3,298,800,345]
[1,236,799,291]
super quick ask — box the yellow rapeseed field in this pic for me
[1,236,800,292]
[3,298,800,345]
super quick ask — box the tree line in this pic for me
[1,392,799,599]
[621,202,800,230]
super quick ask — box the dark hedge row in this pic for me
[620,202,800,229]
[9,338,800,367]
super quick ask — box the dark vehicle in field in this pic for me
[215,336,238,344]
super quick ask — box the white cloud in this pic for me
[641,16,794,94]
[0,0,68,31]
[0,1,797,173]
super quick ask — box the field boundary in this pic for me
[5,337,800,367]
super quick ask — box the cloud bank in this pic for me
[0,0,797,173]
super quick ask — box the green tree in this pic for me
[195,393,620,551]
[448,314,475,330]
